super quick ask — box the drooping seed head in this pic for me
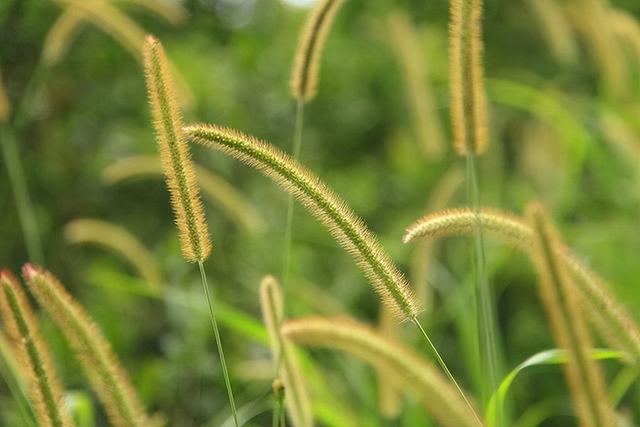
[143,35,211,263]
[185,123,420,319]
[290,0,345,103]
[449,0,488,155]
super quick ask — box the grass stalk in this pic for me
[0,127,43,263]
[412,317,483,427]
[466,153,500,416]
[281,99,305,296]
[198,261,240,427]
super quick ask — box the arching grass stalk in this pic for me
[412,317,483,427]
[198,261,240,427]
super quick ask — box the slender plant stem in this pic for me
[0,126,43,264]
[272,398,283,427]
[281,99,305,297]
[466,153,500,422]
[412,317,483,426]
[198,261,240,427]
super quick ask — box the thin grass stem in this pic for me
[466,153,500,418]
[197,261,240,427]
[0,127,42,263]
[412,317,482,426]
[281,99,305,296]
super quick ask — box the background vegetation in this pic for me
[2,0,640,425]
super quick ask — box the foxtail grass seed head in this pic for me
[290,0,344,103]
[403,207,640,364]
[0,270,74,427]
[449,0,488,155]
[526,202,614,427]
[260,276,313,427]
[22,264,151,427]
[144,35,211,263]
[283,317,481,427]
[185,124,419,319]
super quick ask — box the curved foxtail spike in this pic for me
[184,123,420,319]
[290,0,345,103]
[22,264,151,427]
[0,270,75,427]
[282,317,482,427]
[526,202,614,427]
[403,207,640,366]
[143,35,210,263]
[449,0,488,155]
[260,276,313,427]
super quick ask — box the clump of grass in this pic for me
[22,264,150,427]
[64,218,164,292]
[290,0,344,103]
[526,202,614,427]
[260,276,312,427]
[403,207,640,366]
[0,270,74,427]
[185,123,419,320]
[282,317,483,427]
[143,35,239,427]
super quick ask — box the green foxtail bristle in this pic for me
[143,35,211,263]
[526,202,614,427]
[290,0,344,103]
[403,207,640,365]
[22,264,151,427]
[184,123,420,319]
[449,0,488,155]
[0,270,74,427]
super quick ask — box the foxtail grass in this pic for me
[526,202,614,427]
[0,270,74,427]
[143,35,239,427]
[184,123,481,418]
[102,155,265,234]
[403,207,640,366]
[185,123,419,320]
[283,317,483,427]
[22,264,150,427]
[290,0,344,103]
[64,219,164,292]
[260,276,312,427]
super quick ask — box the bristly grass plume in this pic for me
[184,123,419,320]
[22,264,151,427]
[143,35,210,263]
[403,207,640,365]
[290,0,345,103]
[526,203,614,427]
[0,270,75,427]
[449,0,488,155]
